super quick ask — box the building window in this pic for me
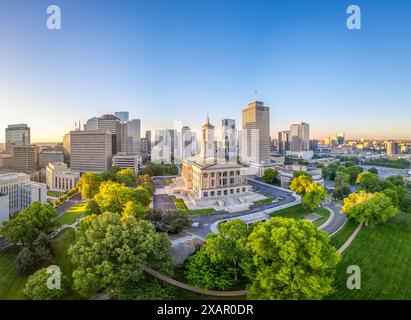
[211,173,215,178]
[204,192,208,198]
[211,191,215,197]
[204,173,208,178]
[224,190,228,195]
[230,189,234,194]
[230,178,234,184]
[223,172,227,177]
[217,191,221,196]
[230,171,234,176]
[242,187,246,192]
[236,188,240,193]
[236,171,240,176]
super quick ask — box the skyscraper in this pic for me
[200,116,215,160]
[5,124,30,154]
[278,130,290,155]
[114,111,129,122]
[180,126,193,159]
[12,145,39,173]
[386,141,400,155]
[85,114,120,154]
[69,131,112,173]
[119,119,141,154]
[241,101,270,164]
[221,119,237,162]
[145,131,152,153]
[290,122,310,152]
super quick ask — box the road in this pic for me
[188,179,347,239]
[153,194,177,211]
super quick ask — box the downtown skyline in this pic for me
[1,0,411,142]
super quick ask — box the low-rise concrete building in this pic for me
[277,164,323,188]
[39,150,64,168]
[112,153,141,173]
[46,162,80,192]
[0,193,9,224]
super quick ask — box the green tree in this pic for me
[86,199,101,215]
[289,175,312,196]
[116,168,139,187]
[134,186,152,207]
[185,250,235,290]
[386,175,405,187]
[356,172,380,192]
[242,217,340,300]
[368,167,379,175]
[95,181,138,213]
[149,209,190,234]
[303,182,328,210]
[69,212,172,297]
[77,172,103,200]
[99,166,120,182]
[16,247,40,276]
[293,171,310,179]
[203,219,249,282]
[342,191,398,227]
[261,168,278,185]
[115,277,176,300]
[24,268,67,300]
[343,165,364,185]
[0,202,56,245]
[334,172,349,189]
[122,201,148,221]
[344,160,355,168]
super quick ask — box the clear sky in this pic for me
[0,0,410,142]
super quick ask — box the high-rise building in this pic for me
[119,119,141,154]
[13,145,39,173]
[63,133,71,165]
[5,124,30,154]
[278,130,290,155]
[290,122,310,152]
[241,101,270,164]
[221,119,237,162]
[309,139,319,152]
[386,141,400,155]
[0,172,46,216]
[85,114,121,154]
[114,111,129,122]
[39,150,64,168]
[69,131,112,173]
[145,131,152,153]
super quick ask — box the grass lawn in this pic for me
[270,204,330,227]
[252,198,273,206]
[54,203,88,227]
[47,190,61,197]
[0,228,79,300]
[330,219,358,249]
[166,178,173,185]
[330,211,411,299]
[173,197,216,216]
[0,248,29,299]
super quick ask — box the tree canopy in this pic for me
[69,212,172,297]
[243,217,340,300]
[0,202,56,245]
[261,168,278,185]
[76,172,103,200]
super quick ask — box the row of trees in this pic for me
[341,174,408,227]
[186,218,340,299]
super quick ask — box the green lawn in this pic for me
[0,248,29,299]
[330,219,358,249]
[166,178,174,185]
[173,197,216,216]
[0,228,79,300]
[252,198,273,206]
[47,190,61,197]
[54,203,88,226]
[330,211,411,299]
[270,204,330,227]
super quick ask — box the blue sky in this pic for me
[0,0,410,142]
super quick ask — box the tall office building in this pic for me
[13,145,39,173]
[5,124,30,154]
[290,122,310,152]
[309,139,319,152]
[69,131,112,172]
[145,131,152,153]
[114,111,129,122]
[85,114,121,154]
[221,119,237,162]
[119,119,141,154]
[152,129,177,164]
[386,141,400,155]
[63,133,71,165]
[278,130,290,155]
[241,101,270,164]
[180,126,193,159]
